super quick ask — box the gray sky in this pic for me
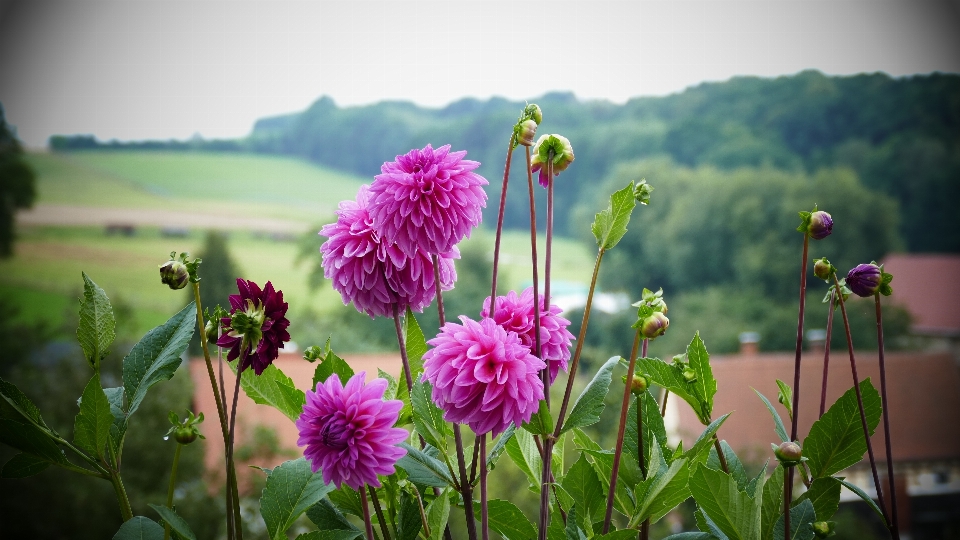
[1,0,958,148]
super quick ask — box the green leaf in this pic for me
[592,181,639,250]
[522,399,554,435]
[487,424,516,471]
[412,379,449,452]
[753,389,789,443]
[689,465,761,540]
[760,466,785,540]
[505,427,542,489]
[802,379,881,478]
[562,356,618,434]
[683,414,732,465]
[624,391,669,470]
[562,453,604,523]
[73,373,114,459]
[0,377,69,467]
[328,485,364,517]
[397,442,454,488]
[472,499,537,540]
[636,357,711,425]
[776,380,793,421]
[112,516,165,540]
[295,531,361,540]
[122,302,196,418]
[583,449,637,517]
[1,453,50,478]
[632,457,692,525]
[565,505,588,540]
[662,533,718,540]
[596,531,640,540]
[425,489,450,540]
[686,333,717,424]
[397,489,423,540]
[707,441,747,491]
[772,499,816,540]
[838,479,887,526]
[404,307,427,376]
[104,386,127,456]
[794,477,841,521]
[378,369,399,401]
[307,497,361,533]
[239,363,306,422]
[312,350,355,389]
[77,272,115,370]
[149,504,197,540]
[260,457,336,540]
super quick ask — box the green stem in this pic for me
[164,443,183,540]
[108,443,133,522]
[360,485,376,540]
[227,353,246,540]
[480,434,489,540]
[368,486,392,540]
[603,329,642,534]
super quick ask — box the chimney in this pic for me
[739,332,760,355]
[806,329,827,354]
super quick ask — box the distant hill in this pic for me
[51,70,960,251]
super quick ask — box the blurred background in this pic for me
[1,1,958,538]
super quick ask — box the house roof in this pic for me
[881,254,960,335]
[674,351,960,465]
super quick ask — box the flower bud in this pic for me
[682,367,697,383]
[773,441,803,466]
[813,257,834,281]
[159,259,189,290]
[165,410,205,445]
[809,210,833,240]
[517,119,538,147]
[204,319,219,343]
[526,103,543,125]
[174,426,199,444]
[640,312,669,339]
[845,263,882,297]
[630,374,649,395]
[531,134,575,187]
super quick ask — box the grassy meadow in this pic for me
[4,151,595,348]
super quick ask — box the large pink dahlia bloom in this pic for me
[216,278,290,375]
[481,287,575,385]
[422,316,545,437]
[320,185,458,318]
[296,372,408,489]
[367,144,488,258]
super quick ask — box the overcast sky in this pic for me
[1,0,958,148]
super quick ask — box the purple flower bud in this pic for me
[846,263,882,297]
[517,119,538,147]
[640,312,669,339]
[808,210,833,240]
[159,260,189,290]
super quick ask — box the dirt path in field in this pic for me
[17,204,306,233]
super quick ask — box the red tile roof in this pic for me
[881,254,960,335]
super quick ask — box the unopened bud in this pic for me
[809,211,834,240]
[204,319,218,343]
[846,263,892,297]
[630,374,649,395]
[160,260,189,290]
[812,521,835,538]
[813,257,834,281]
[174,426,199,444]
[525,103,542,125]
[517,119,538,147]
[773,441,803,466]
[682,367,697,383]
[640,312,669,339]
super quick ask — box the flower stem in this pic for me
[433,253,446,327]
[107,442,133,522]
[360,485,376,540]
[480,434,489,540]
[544,156,554,320]
[660,389,669,417]
[712,435,730,474]
[786,233,810,540]
[875,293,901,540]
[832,273,889,525]
[820,292,836,418]
[603,329,642,534]
[164,443,183,540]
[391,303,414,393]
[227,355,245,540]
[368,486,392,540]
[490,134,515,307]
[640,338,651,540]
[524,147,544,370]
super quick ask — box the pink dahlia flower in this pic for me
[296,372,408,489]
[481,287,575,385]
[423,316,545,437]
[217,278,290,375]
[320,185,458,318]
[367,144,488,258]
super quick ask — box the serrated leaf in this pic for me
[662,533,718,540]
[689,465,761,540]
[328,485,364,517]
[0,377,69,467]
[564,505,588,540]
[636,357,711,425]
[238,363,305,422]
[425,489,450,540]
[379,369,399,401]
[397,442,454,487]
[112,516,165,540]
[761,466,785,540]
[707,441,747,491]
[753,389,789,443]
[522,400,553,435]
[625,391,669,471]
[596,531,639,539]
[260,457,336,540]
[505,427,542,489]
[562,453,604,524]
[562,356,618,434]
[838,479,887,526]
[803,379,881,478]
[122,303,195,418]
[487,424,516,471]
[684,414,731,465]
[104,386,127,456]
[686,333,717,424]
[632,457,692,525]
[584,449,637,517]
[295,531,361,540]
[592,181,639,249]
[306,498,362,538]
[404,307,427,377]
[149,504,197,540]
[772,499,816,540]
[412,379,449,452]
[73,373,114,459]
[1,453,50,478]
[397,489,423,540]
[77,272,115,370]
[794,477,841,521]
[313,350,355,389]
[472,499,537,540]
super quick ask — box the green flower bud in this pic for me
[640,312,669,339]
[174,426,199,444]
[773,441,803,466]
[164,410,205,445]
[517,119,538,147]
[204,319,219,343]
[159,259,189,290]
[682,367,697,383]
[630,374,649,395]
[812,521,835,538]
[525,103,542,125]
[813,257,835,281]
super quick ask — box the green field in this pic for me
[5,151,596,348]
